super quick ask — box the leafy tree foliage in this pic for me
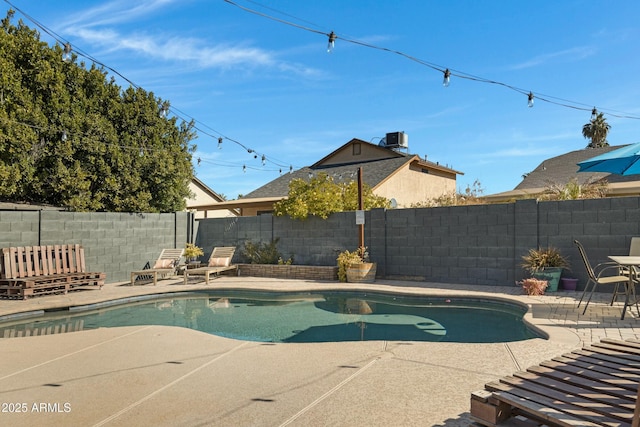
[273,172,390,220]
[0,10,195,212]
[582,112,611,148]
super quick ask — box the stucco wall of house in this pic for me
[374,163,458,207]
[187,181,236,219]
[318,142,393,166]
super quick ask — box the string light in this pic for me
[2,0,301,179]
[62,42,71,61]
[243,165,246,173]
[61,130,67,141]
[591,107,598,120]
[222,0,640,120]
[159,101,169,118]
[8,0,633,185]
[327,31,336,53]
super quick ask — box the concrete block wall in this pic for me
[195,196,640,289]
[2,196,638,288]
[0,211,188,283]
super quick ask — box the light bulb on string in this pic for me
[159,101,169,118]
[261,155,266,166]
[61,130,68,142]
[327,31,336,53]
[243,165,246,173]
[443,69,451,87]
[62,43,72,62]
[217,137,223,149]
[197,157,201,166]
[591,107,598,120]
[279,168,282,175]
[527,92,534,108]
[289,165,293,174]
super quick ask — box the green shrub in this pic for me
[241,238,293,265]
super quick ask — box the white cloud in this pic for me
[63,0,176,27]
[63,1,320,75]
[509,46,597,70]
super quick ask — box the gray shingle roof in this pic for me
[242,156,413,199]
[515,144,640,190]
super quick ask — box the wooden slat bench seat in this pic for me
[0,245,105,300]
[471,338,640,427]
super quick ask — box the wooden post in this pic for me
[357,167,365,257]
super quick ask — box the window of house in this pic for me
[353,143,361,155]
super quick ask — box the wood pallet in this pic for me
[471,338,640,427]
[0,245,105,300]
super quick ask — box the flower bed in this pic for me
[237,264,338,281]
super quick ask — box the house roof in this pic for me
[514,145,640,190]
[484,144,640,202]
[191,176,226,202]
[243,139,462,199]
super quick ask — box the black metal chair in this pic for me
[574,240,631,315]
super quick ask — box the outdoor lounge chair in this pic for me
[183,246,236,285]
[130,248,184,285]
[574,239,631,314]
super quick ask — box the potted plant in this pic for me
[560,277,578,291]
[519,278,549,296]
[184,243,204,264]
[521,246,570,292]
[337,247,376,283]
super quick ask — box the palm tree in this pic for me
[582,112,611,148]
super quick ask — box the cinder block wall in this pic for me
[195,197,640,289]
[0,211,189,283]
[1,197,638,288]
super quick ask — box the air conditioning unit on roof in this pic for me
[385,132,408,149]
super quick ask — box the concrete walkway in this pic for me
[0,277,638,427]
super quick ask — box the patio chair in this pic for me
[130,248,184,285]
[574,240,630,314]
[183,246,237,285]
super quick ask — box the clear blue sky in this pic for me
[8,0,640,199]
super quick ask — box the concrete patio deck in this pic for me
[0,277,639,427]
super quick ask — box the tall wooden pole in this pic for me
[357,167,365,257]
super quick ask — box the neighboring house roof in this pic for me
[192,137,462,215]
[484,144,640,202]
[186,176,239,217]
[190,176,226,202]
[243,138,461,199]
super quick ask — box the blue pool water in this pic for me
[0,290,543,343]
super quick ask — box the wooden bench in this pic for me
[471,338,640,427]
[0,245,105,300]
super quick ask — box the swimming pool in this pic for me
[0,290,544,343]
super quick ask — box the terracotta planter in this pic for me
[346,263,377,283]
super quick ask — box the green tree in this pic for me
[0,10,195,212]
[582,112,611,148]
[273,172,390,220]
